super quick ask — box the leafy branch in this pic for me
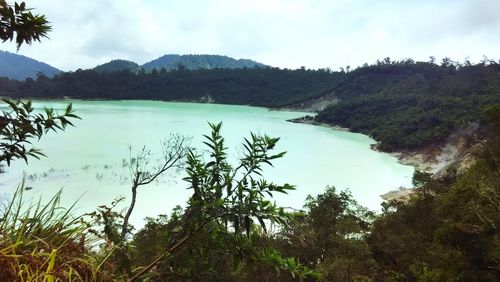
[0,99,80,166]
[0,1,51,49]
[129,122,301,280]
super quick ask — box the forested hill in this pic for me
[0,50,61,80]
[93,59,140,73]
[0,67,341,107]
[142,54,267,71]
[314,59,500,152]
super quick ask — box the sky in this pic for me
[3,0,500,71]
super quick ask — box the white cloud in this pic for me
[2,0,500,71]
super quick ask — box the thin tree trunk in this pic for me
[121,184,137,240]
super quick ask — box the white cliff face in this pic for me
[380,124,483,202]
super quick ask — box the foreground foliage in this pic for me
[275,187,377,281]
[1,105,500,281]
[0,184,109,281]
[70,123,317,281]
[123,123,316,280]
[0,0,50,49]
[0,99,79,166]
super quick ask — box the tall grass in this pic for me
[0,180,111,281]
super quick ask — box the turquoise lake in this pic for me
[0,100,414,227]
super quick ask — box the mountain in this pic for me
[0,50,60,80]
[93,59,140,73]
[142,54,267,71]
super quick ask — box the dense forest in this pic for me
[315,58,500,151]
[0,67,342,107]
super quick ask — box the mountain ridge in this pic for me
[0,52,267,79]
[141,54,267,71]
[93,59,139,73]
[0,50,61,80]
[93,54,267,73]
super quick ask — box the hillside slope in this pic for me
[312,60,500,152]
[142,54,266,71]
[93,59,139,73]
[0,50,60,80]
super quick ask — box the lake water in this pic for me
[0,100,414,227]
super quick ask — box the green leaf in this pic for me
[257,216,267,233]
[66,103,73,114]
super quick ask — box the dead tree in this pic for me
[120,134,189,240]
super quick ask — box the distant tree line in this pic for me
[0,67,342,107]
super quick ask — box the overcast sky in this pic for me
[3,0,500,71]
